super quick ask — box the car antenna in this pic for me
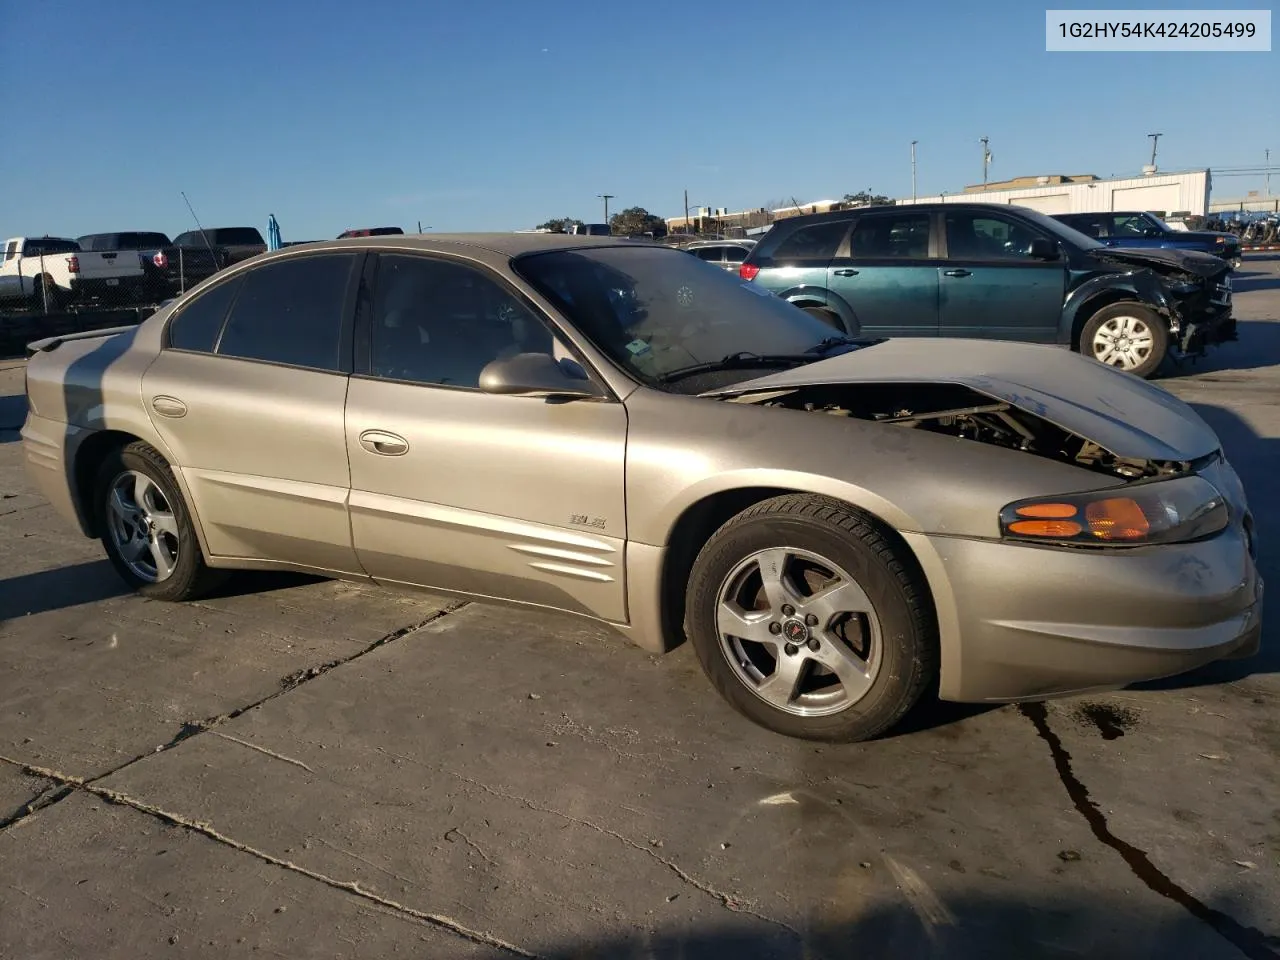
[181,191,219,264]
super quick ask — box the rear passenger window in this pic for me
[848,213,931,259]
[216,254,356,371]
[167,276,243,352]
[694,247,724,262]
[771,220,851,261]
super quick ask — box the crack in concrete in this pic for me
[1020,703,1280,960]
[0,603,467,836]
[0,761,538,957]
[444,827,500,869]
[447,770,801,938]
[0,779,74,831]
[211,732,315,773]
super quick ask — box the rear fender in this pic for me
[779,288,859,333]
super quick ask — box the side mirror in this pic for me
[1027,237,1059,260]
[478,352,604,400]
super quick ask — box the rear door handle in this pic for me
[832,268,859,277]
[150,395,187,418]
[943,269,972,278]
[359,430,409,456]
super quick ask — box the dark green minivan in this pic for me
[738,203,1235,379]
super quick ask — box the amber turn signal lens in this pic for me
[1014,503,1078,519]
[1085,498,1151,540]
[1007,519,1084,537]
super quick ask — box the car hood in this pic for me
[1093,246,1227,277]
[701,339,1221,463]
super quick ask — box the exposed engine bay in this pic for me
[739,382,1195,481]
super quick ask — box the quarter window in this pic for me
[848,213,931,259]
[368,255,553,388]
[215,254,356,371]
[944,213,1043,260]
[166,276,244,353]
[772,220,851,261]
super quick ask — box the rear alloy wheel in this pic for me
[96,441,225,601]
[685,494,936,742]
[1081,303,1168,379]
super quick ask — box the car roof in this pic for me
[240,232,648,267]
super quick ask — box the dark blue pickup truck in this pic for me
[1054,211,1242,270]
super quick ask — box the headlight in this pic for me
[1215,236,1226,244]
[999,476,1228,547]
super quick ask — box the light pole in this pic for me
[598,194,614,224]
[1266,148,1271,199]
[980,137,991,186]
[910,140,918,202]
[1148,132,1162,170]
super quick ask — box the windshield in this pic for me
[1140,212,1172,232]
[1016,208,1105,250]
[515,246,852,388]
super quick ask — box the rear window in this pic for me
[80,232,171,250]
[770,219,851,261]
[213,228,266,246]
[174,231,214,247]
[22,238,80,255]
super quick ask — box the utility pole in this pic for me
[910,141,918,202]
[1148,132,1162,170]
[598,194,614,223]
[1266,148,1271,198]
[684,189,689,229]
[980,137,990,186]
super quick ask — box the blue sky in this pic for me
[0,0,1275,240]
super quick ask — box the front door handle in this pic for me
[832,268,859,277]
[359,430,409,456]
[943,269,972,278]
[150,395,187,418]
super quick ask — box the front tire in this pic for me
[1080,302,1169,379]
[685,494,936,742]
[95,441,225,601]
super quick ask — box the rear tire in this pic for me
[684,494,936,742]
[801,306,844,332]
[1079,302,1168,379]
[95,441,226,601]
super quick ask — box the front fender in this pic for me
[1060,274,1171,344]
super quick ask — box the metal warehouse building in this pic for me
[901,169,1210,217]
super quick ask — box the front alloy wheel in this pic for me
[717,548,881,717]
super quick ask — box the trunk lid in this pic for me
[701,339,1221,462]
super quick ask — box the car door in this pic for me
[825,210,938,336]
[140,251,365,574]
[344,252,629,622]
[937,209,1065,342]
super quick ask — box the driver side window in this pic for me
[945,212,1043,260]
[368,254,553,388]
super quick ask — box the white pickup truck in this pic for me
[0,236,146,310]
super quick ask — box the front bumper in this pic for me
[911,522,1263,703]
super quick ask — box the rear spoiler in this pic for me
[26,324,139,358]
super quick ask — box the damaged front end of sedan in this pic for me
[724,381,1203,482]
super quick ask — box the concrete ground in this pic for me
[1,260,1278,960]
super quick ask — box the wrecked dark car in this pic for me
[23,236,1262,746]
[739,203,1235,380]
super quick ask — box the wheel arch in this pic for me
[1063,282,1169,351]
[649,484,951,678]
[778,288,859,334]
[72,430,212,562]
